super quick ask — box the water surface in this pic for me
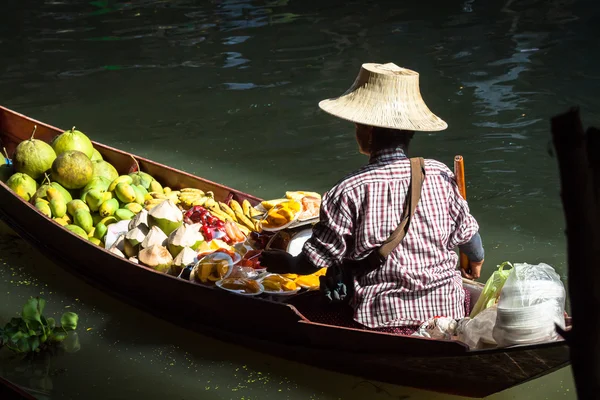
[2,0,597,398]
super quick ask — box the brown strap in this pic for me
[367,157,425,266]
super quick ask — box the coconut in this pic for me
[139,245,173,273]
[171,246,198,276]
[109,233,126,252]
[173,246,198,267]
[128,208,149,230]
[51,150,94,189]
[109,247,125,258]
[123,240,138,258]
[91,149,103,161]
[141,225,168,249]
[12,127,56,179]
[128,257,139,264]
[52,127,94,158]
[92,160,119,182]
[167,223,204,257]
[148,199,183,235]
[6,173,38,201]
[31,180,73,204]
[126,225,149,246]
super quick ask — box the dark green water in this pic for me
[2,0,598,398]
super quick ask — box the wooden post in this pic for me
[551,107,600,399]
[454,155,470,271]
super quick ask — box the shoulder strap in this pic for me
[370,157,425,264]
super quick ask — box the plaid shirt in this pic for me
[303,147,479,328]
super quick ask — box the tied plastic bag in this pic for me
[457,305,498,349]
[492,262,566,347]
[469,262,513,318]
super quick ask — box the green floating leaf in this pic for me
[10,330,25,342]
[22,297,45,326]
[29,336,40,353]
[17,337,31,353]
[60,312,78,331]
[46,317,56,330]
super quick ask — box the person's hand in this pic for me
[461,259,484,280]
[258,249,295,274]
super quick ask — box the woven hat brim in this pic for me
[318,98,448,132]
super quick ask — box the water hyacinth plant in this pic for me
[0,297,79,354]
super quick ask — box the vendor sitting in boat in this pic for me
[260,62,485,335]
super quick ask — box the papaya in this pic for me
[99,198,119,217]
[108,175,132,192]
[65,224,88,239]
[35,201,52,218]
[94,222,108,240]
[49,197,67,218]
[73,209,94,234]
[115,182,136,203]
[67,199,90,217]
[115,208,135,221]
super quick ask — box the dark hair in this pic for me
[371,127,414,153]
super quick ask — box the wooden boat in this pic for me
[0,105,570,398]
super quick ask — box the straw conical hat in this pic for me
[318,63,448,132]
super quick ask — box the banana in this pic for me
[177,192,201,207]
[178,194,203,203]
[191,197,208,207]
[180,188,205,195]
[178,190,202,197]
[242,199,252,218]
[144,203,161,211]
[234,210,255,231]
[150,192,168,199]
[249,207,264,217]
[205,197,216,209]
[219,202,237,221]
[163,187,172,195]
[206,204,234,222]
[206,191,214,198]
[229,200,243,215]
[144,199,165,206]
[234,221,251,236]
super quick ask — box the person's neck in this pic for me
[368,145,408,163]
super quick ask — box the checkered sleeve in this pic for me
[446,172,479,249]
[302,190,354,269]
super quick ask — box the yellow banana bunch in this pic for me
[210,199,263,233]
[176,188,217,209]
[144,198,166,211]
[149,190,180,204]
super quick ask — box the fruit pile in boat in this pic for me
[1,126,325,296]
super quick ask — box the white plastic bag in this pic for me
[457,305,498,349]
[492,262,566,347]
